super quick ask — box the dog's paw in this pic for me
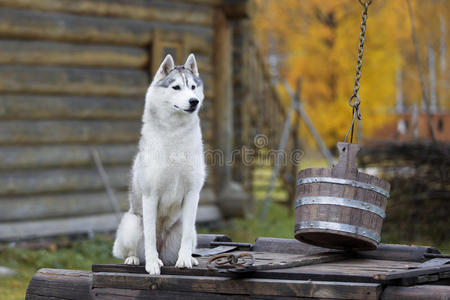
[175,254,197,269]
[145,257,164,275]
[191,256,199,266]
[124,256,140,265]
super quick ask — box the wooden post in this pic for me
[214,7,249,218]
[213,8,232,193]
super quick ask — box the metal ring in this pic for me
[349,94,361,107]
[296,196,385,218]
[297,176,390,198]
[295,221,380,243]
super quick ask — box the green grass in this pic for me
[0,235,121,300]
[199,201,295,243]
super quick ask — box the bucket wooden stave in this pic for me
[294,143,390,250]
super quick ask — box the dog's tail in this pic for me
[112,211,143,259]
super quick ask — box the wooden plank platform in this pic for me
[26,235,450,300]
[92,255,422,285]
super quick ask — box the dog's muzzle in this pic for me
[185,98,199,113]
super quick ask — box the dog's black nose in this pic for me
[189,98,199,107]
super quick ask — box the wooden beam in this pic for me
[0,166,130,195]
[0,120,141,144]
[356,244,441,262]
[0,40,148,69]
[91,287,261,299]
[0,0,214,27]
[374,265,450,281]
[26,269,92,300]
[0,66,213,98]
[0,144,136,169]
[0,95,143,120]
[0,213,121,241]
[0,189,217,222]
[253,237,334,255]
[381,285,450,300]
[92,272,382,300]
[0,8,213,46]
[0,205,221,241]
[0,66,148,97]
[0,191,128,222]
[213,7,233,194]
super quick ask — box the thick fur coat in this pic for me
[112,54,206,275]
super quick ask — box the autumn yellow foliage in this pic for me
[253,0,449,147]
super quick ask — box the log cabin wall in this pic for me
[0,0,241,241]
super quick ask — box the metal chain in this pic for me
[345,0,373,143]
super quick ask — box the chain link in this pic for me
[345,0,372,143]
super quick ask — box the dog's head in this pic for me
[145,54,204,122]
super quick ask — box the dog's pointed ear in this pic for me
[184,53,199,77]
[154,54,175,82]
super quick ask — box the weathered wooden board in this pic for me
[0,120,140,144]
[0,8,213,47]
[0,144,136,169]
[356,244,441,262]
[253,237,441,263]
[0,213,121,241]
[0,191,128,222]
[93,252,348,276]
[0,95,143,120]
[28,267,381,300]
[374,264,450,286]
[0,66,213,98]
[25,261,450,299]
[93,255,425,286]
[0,0,214,26]
[0,66,148,97]
[92,272,382,300]
[272,258,418,274]
[0,166,130,195]
[26,269,93,300]
[0,205,220,240]
[0,40,213,73]
[381,285,450,300]
[91,287,303,300]
[0,40,148,68]
[0,187,218,222]
[253,237,335,255]
[222,251,348,271]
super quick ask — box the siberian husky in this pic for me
[112,54,205,275]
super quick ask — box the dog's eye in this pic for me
[172,85,181,90]
[191,85,196,90]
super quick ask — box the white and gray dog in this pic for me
[113,54,205,275]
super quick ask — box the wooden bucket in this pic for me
[295,142,390,250]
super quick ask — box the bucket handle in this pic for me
[332,142,361,178]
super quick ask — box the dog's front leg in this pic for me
[175,190,199,268]
[143,194,163,275]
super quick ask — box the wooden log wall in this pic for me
[0,0,223,241]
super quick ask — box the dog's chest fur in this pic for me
[135,121,204,221]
